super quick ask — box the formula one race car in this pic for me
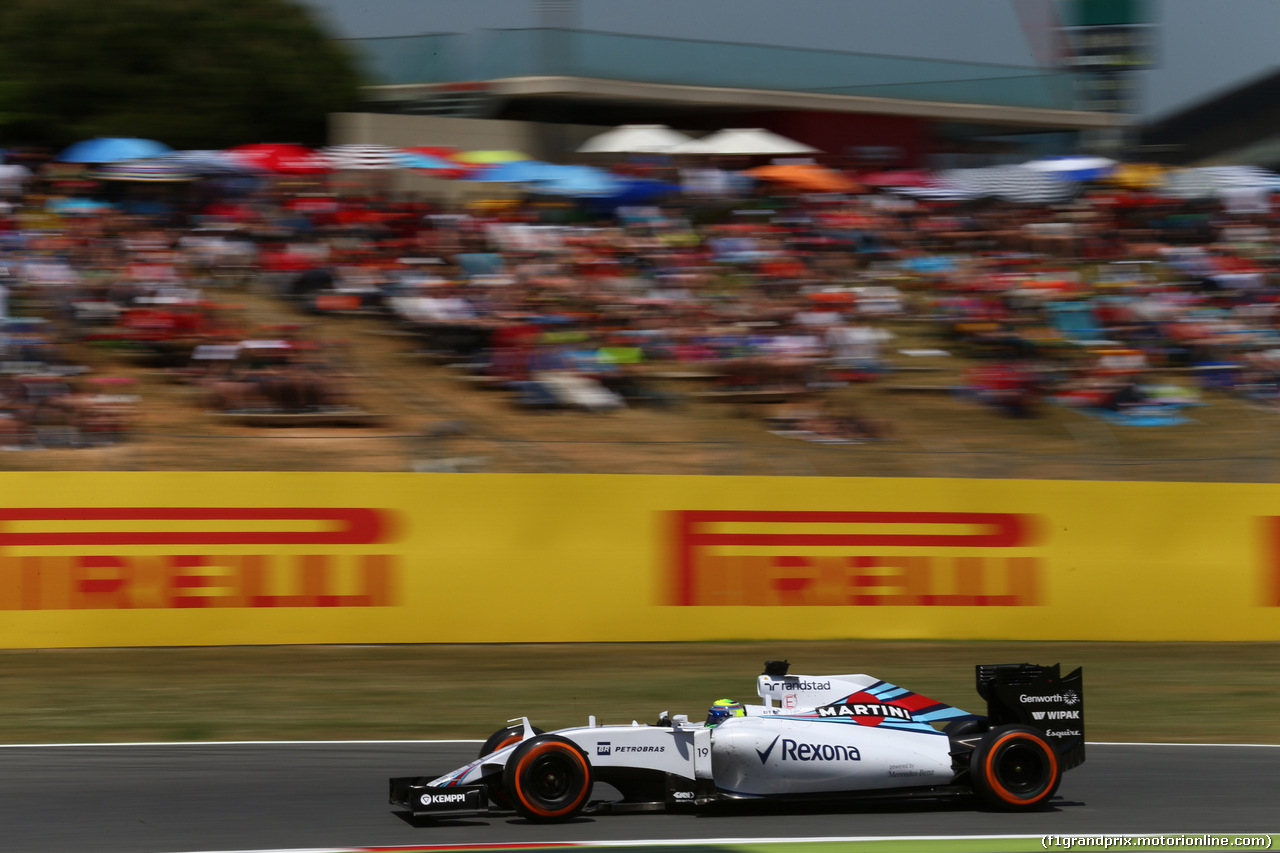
[390,661,1084,823]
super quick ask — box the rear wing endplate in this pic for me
[976,663,1085,770]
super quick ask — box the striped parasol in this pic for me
[90,160,196,182]
[320,144,413,170]
[153,150,264,176]
[1160,165,1280,200]
[1022,155,1118,182]
[933,165,1076,203]
[888,174,985,202]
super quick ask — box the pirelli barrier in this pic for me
[3,471,1280,648]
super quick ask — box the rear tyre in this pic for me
[969,725,1061,811]
[503,735,593,823]
[479,724,544,809]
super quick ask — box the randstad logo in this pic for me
[0,507,398,610]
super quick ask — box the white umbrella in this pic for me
[576,124,694,154]
[672,128,820,156]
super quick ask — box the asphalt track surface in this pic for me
[0,741,1276,853]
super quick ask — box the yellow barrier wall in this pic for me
[1,471,1278,648]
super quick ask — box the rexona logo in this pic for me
[756,735,861,764]
[668,510,1043,606]
[0,507,397,610]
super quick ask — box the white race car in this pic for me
[390,661,1084,823]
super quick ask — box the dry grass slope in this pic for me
[7,280,1280,479]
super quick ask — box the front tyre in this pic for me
[503,735,593,823]
[479,724,544,810]
[969,725,1061,811]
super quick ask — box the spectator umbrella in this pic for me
[576,124,694,154]
[673,128,819,156]
[56,137,173,163]
[224,143,330,174]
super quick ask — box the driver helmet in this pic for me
[706,698,745,727]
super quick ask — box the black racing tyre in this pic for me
[969,724,1061,811]
[479,724,544,809]
[478,724,545,759]
[502,735,593,823]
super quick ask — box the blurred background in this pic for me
[5,1,1280,479]
[3,0,1280,751]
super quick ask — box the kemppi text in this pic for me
[0,507,396,610]
[668,510,1042,607]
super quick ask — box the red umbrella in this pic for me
[223,143,330,175]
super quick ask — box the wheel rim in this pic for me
[995,741,1048,796]
[528,754,573,803]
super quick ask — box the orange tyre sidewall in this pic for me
[493,734,522,753]
[512,741,591,819]
[981,730,1058,806]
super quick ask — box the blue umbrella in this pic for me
[402,151,462,171]
[529,165,626,197]
[463,159,562,183]
[57,137,173,163]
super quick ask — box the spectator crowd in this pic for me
[5,146,1280,452]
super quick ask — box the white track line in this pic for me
[0,739,484,748]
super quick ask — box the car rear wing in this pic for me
[976,663,1085,770]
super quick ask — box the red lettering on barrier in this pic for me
[0,546,396,610]
[0,508,397,610]
[0,507,386,547]
[669,510,1042,606]
[73,557,133,609]
[1266,517,1280,607]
